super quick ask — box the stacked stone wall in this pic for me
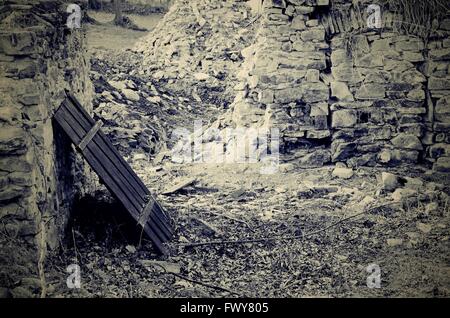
[0,0,93,296]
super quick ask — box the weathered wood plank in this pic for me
[53,95,173,253]
[55,109,170,249]
[65,96,173,232]
[77,120,103,151]
[63,99,173,237]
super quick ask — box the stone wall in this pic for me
[0,0,93,296]
[225,0,450,169]
[231,0,332,167]
[427,20,450,172]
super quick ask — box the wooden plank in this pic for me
[65,96,173,232]
[55,110,169,251]
[60,104,145,215]
[54,98,173,253]
[54,110,141,216]
[63,99,174,237]
[78,120,103,151]
[68,94,149,194]
[62,100,145,203]
[61,103,173,241]
[61,96,174,236]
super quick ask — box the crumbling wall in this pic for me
[0,0,93,296]
[216,0,450,169]
[135,0,260,108]
[427,20,450,172]
[230,0,332,167]
[325,2,428,168]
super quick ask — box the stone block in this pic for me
[403,51,424,62]
[302,82,329,102]
[429,76,450,90]
[0,126,28,155]
[300,28,325,42]
[394,39,424,51]
[310,103,329,116]
[391,133,423,150]
[355,84,385,100]
[258,90,274,104]
[306,129,330,139]
[0,31,37,55]
[429,48,450,60]
[291,16,306,30]
[306,69,320,82]
[274,86,303,103]
[331,141,357,162]
[429,143,450,159]
[433,157,450,172]
[297,149,331,168]
[331,81,354,101]
[331,109,357,128]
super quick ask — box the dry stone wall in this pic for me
[0,0,93,296]
[223,0,450,169]
[427,20,450,172]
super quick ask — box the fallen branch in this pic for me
[207,210,253,231]
[244,14,261,28]
[179,202,400,249]
[151,263,242,296]
[169,272,242,297]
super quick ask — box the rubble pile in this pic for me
[134,0,260,108]
[90,48,225,158]
[91,52,167,157]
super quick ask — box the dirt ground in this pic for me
[44,11,450,298]
[86,11,163,52]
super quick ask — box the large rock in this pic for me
[381,172,401,191]
[0,126,27,155]
[391,133,423,150]
[331,110,357,128]
[392,188,417,202]
[302,82,329,103]
[332,167,354,179]
[331,141,357,162]
[297,149,331,168]
[433,157,450,173]
[122,89,140,102]
[331,81,354,101]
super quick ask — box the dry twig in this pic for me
[179,202,400,249]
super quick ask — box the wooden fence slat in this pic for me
[53,95,173,254]
[56,108,170,247]
[65,96,173,234]
[64,99,173,237]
